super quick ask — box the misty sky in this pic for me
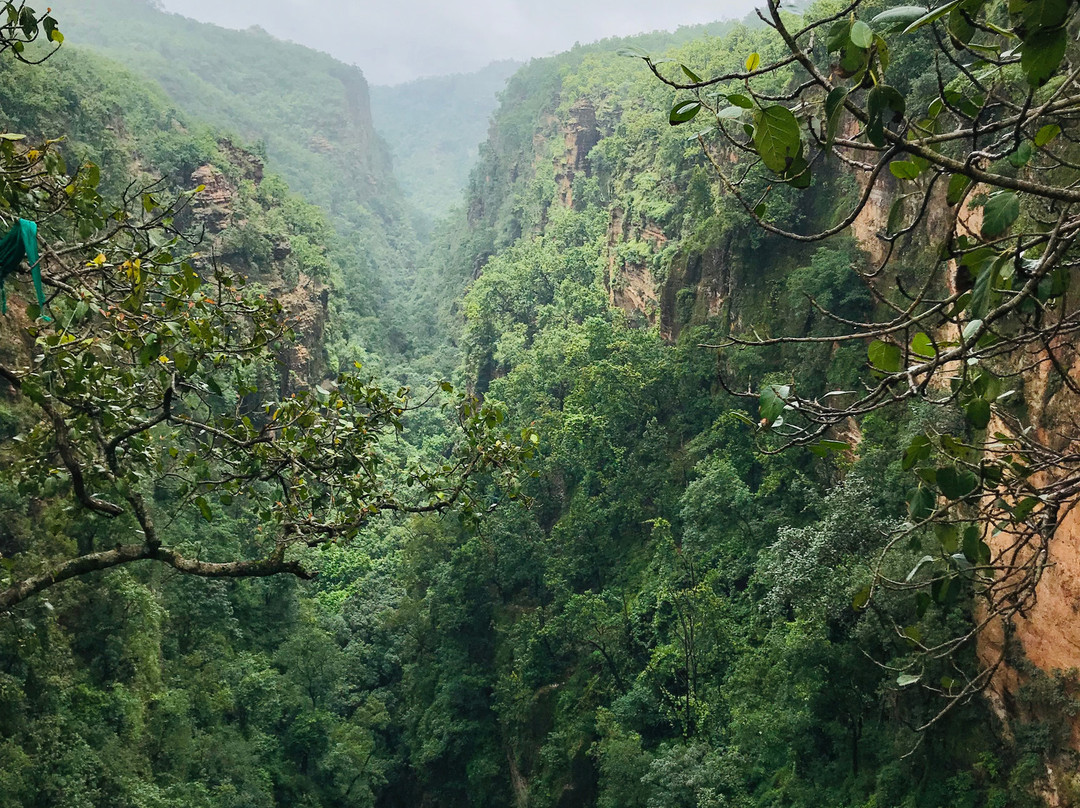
[156,0,762,85]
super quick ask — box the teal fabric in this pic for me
[0,218,48,319]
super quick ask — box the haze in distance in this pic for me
[156,0,763,84]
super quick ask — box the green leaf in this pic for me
[966,398,992,429]
[1020,28,1067,87]
[1013,497,1040,520]
[897,672,922,687]
[1008,140,1033,167]
[916,591,934,618]
[669,100,702,125]
[753,105,803,174]
[936,523,960,553]
[852,585,872,611]
[783,154,812,188]
[981,191,1020,237]
[909,485,936,520]
[969,253,1005,318]
[906,555,937,582]
[932,574,954,604]
[809,439,851,457]
[839,41,870,74]
[866,85,906,147]
[727,93,754,108]
[886,194,911,236]
[872,5,932,30]
[962,318,984,342]
[681,64,703,83]
[18,6,36,38]
[875,33,891,70]
[195,496,213,522]
[1012,0,1070,37]
[917,466,938,486]
[759,383,790,426]
[616,46,650,58]
[911,332,937,358]
[42,15,62,44]
[1034,123,1061,146]
[962,526,985,564]
[903,434,933,470]
[850,19,875,47]
[827,19,853,52]
[937,466,980,499]
[889,160,921,179]
[903,0,965,33]
[947,6,976,42]
[947,173,972,205]
[0,133,25,141]
[717,105,746,119]
[868,339,902,372]
[824,87,849,151]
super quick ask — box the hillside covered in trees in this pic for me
[2,1,1080,807]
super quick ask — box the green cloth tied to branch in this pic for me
[0,218,49,320]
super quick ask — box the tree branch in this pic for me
[0,542,313,612]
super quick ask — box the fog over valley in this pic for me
[154,0,760,82]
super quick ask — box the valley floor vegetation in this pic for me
[1,1,1079,807]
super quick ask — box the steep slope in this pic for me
[0,45,338,383]
[377,16,1078,808]
[0,41,414,807]
[60,0,422,359]
[2,6,1077,808]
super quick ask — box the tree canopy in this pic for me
[627,0,1080,718]
[0,37,536,612]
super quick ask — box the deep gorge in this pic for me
[0,1,1079,807]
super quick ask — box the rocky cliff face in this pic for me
[604,205,662,325]
[188,140,329,394]
[555,99,600,209]
[844,156,1080,784]
[979,344,1080,766]
[530,88,1080,778]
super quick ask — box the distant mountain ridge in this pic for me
[59,0,397,220]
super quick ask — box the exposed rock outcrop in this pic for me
[555,99,599,208]
[277,275,330,397]
[603,205,664,325]
[188,141,329,391]
[190,164,234,233]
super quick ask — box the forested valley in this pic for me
[2,0,1080,806]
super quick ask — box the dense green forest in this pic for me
[1,1,1080,807]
